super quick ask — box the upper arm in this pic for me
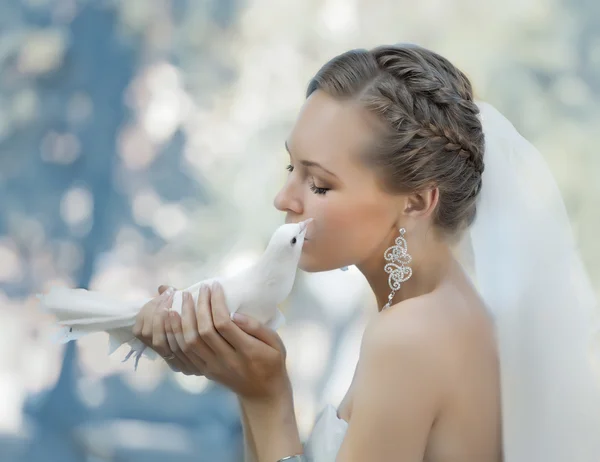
[336,305,445,461]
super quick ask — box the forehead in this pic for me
[288,90,381,169]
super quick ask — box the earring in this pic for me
[382,228,412,310]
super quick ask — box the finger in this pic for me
[210,281,252,351]
[163,352,186,374]
[232,312,286,353]
[165,309,197,374]
[170,308,208,374]
[151,291,174,357]
[181,289,216,362]
[132,310,145,340]
[158,285,176,295]
[133,294,163,340]
[196,283,235,357]
[171,310,208,375]
[153,291,187,372]
[139,291,170,341]
[171,292,190,352]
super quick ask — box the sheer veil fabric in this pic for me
[458,102,600,461]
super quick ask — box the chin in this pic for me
[298,261,321,273]
[298,252,340,273]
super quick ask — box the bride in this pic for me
[132,44,600,461]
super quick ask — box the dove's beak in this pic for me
[298,218,313,235]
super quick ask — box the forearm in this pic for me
[239,398,259,462]
[239,381,303,462]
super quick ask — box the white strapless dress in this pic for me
[303,404,348,461]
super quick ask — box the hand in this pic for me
[131,287,178,364]
[166,282,290,402]
[131,286,196,373]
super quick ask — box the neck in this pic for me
[356,227,454,311]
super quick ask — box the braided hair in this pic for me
[307,44,485,236]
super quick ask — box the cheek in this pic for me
[302,195,392,267]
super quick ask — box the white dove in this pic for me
[37,218,312,369]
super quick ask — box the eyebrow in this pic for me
[285,140,339,179]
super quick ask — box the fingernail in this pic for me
[231,312,246,323]
[165,287,174,295]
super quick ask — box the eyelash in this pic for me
[286,164,330,195]
[309,181,329,195]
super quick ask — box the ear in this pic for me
[402,185,439,219]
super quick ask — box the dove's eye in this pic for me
[291,237,297,245]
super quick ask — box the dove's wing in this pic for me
[221,266,288,326]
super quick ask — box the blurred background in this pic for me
[0,0,598,460]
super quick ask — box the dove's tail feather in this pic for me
[54,325,88,343]
[37,286,148,321]
[37,286,154,368]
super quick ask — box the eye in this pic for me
[286,164,294,172]
[290,237,297,245]
[309,178,330,195]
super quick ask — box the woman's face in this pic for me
[274,90,400,272]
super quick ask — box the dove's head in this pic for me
[252,218,313,305]
[261,218,312,280]
[265,218,313,266]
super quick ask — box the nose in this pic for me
[273,179,303,215]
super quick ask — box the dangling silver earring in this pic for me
[382,228,412,310]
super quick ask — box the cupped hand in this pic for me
[161,282,290,401]
[131,286,193,373]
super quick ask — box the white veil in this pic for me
[458,102,600,461]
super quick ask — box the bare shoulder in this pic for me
[360,288,494,379]
[340,294,455,456]
[339,290,499,458]
[358,294,452,395]
[362,293,449,354]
